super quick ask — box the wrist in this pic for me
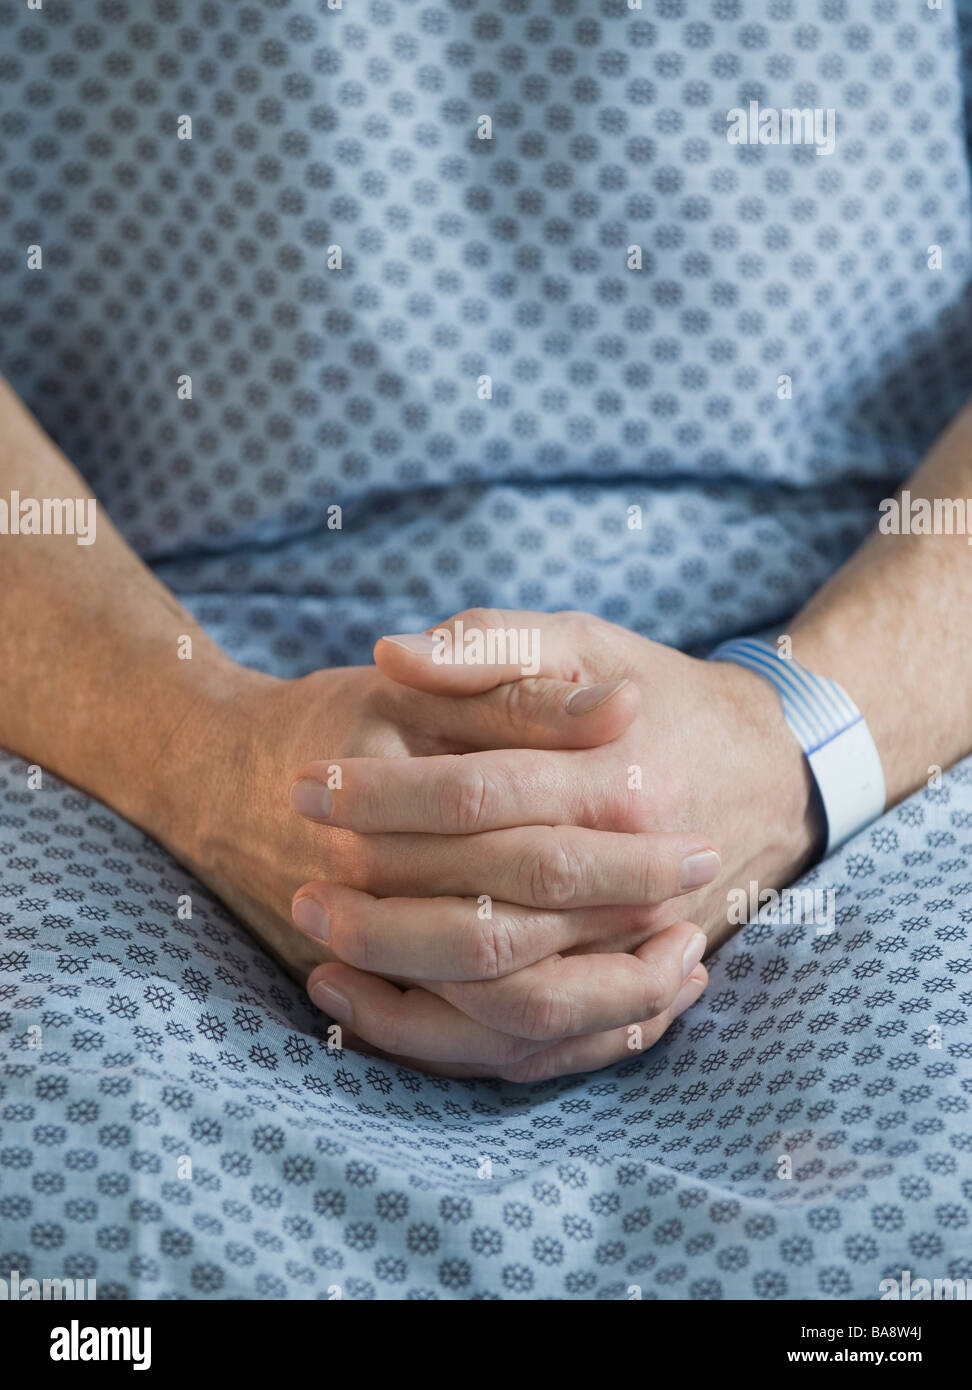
[150,664,332,981]
[126,651,282,861]
[714,659,824,883]
[787,614,905,803]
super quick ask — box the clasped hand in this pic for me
[278,609,816,1081]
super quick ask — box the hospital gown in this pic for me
[0,0,970,1298]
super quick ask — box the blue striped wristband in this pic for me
[708,637,887,855]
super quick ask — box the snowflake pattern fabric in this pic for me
[2,752,971,1300]
[1,0,971,1298]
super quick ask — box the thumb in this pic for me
[376,611,638,749]
[374,608,587,695]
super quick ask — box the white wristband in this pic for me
[708,637,887,855]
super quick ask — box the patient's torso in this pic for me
[2,0,971,644]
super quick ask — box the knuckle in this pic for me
[370,1007,408,1058]
[460,913,517,981]
[624,904,665,937]
[612,776,654,834]
[444,761,492,833]
[515,980,573,1042]
[493,1032,539,1069]
[556,608,595,640]
[496,678,534,722]
[456,606,507,634]
[498,1048,557,1084]
[497,1060,538,1085]
[524,831,582,908]
[495,682,559,736]
[623,954,669,1019]
[555,610,615,679]
[638,843,672,903]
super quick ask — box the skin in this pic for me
[292,400,972,1074]
[0,376,716,1081]
[3,372,972,1079]
[292,615,817,1078]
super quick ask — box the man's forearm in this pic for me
[0,376,262,842]
[791,401,972,805]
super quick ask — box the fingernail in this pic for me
[290,779,333,819]
[671,973,706,1018]
[310,981,352,1024]
[381,633,437,654]
[679,849,721,891]
[292,896,330,943]
[565,678,629,716]
[681,931,706,979]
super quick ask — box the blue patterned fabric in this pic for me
[2,0,972,1299]
[2,753,972,1300]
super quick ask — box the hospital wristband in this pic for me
[708,637,887,856]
